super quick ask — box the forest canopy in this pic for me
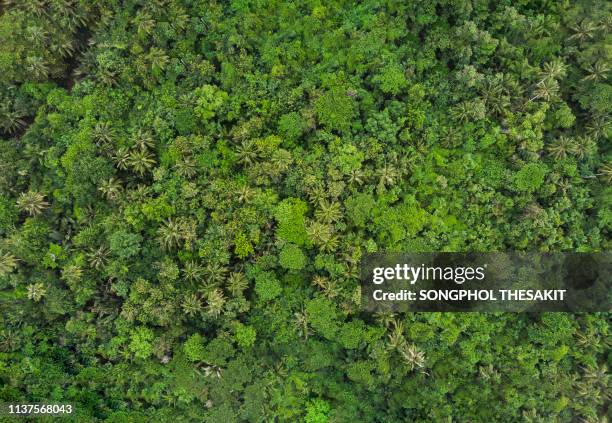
[0,0,610,421]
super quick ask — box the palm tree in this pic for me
[578,416,609,423]
[183,261,204,284]
[480,80,508,116]
[169,8,189,32]
[583,364,609,391]
[599,14,612,34]
[270,150,293,174]
[51,35,75,58]
[539,59,567,83]
[227,272,248,296]
[311,275,328,289]
[148,47,169,73]
[236,185,255,203]
[377,164,398,189]
[236,139,258,166]
[319,234,339,252]
[132,129,155,150]
[134,12,155,37]
[529,79,559,102]
[527,19,550,38]
[0,252,18,277]
[92,122,115,148]
[399,343,426,371]
[206,288,225,317]
[374,311,395,328]
[571,136,596,160]
[568,20,597,43]
[21,0,47,17]
[294,308,312,339]
[180,181,198,199]
[205,263,228,286]
[555,178,572,194]
[547,136,575,160]
[441,126,460,148]
[479,364,501,382]
[25,25,47,44]
[128,148,156,175]
[127,184,151,202]
[87,246,109,270]
[98,66,118,87]
[586,114,610,139]
[0,104,26,135]
[156,218,195,252]
[179,219,197,248]
[306,183,327,206]
[575,330,605,351]
[386,320,405,350]
[25,56,49,79]
[582,61,609,83]
[181,293,202,317]
[61,265,83,284]
[347,168,364,186]
[27,282,46,302]
[344,263,359,280]
[315,200,342,223]
[113,147,131,170]
[501,74,524,102]
[17,191,49,216]
[57,1,87,31]
[158,219,183,250]
[98,177,123,201]
[0,328,21,353]
[175,157,198,178]
[574,363,609,403]
[322,278,340,299]
[575,379,603,403]
[597,162,612,183]
[306,221,333,245]
[451,101,471,122]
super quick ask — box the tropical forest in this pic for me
[0,0,610,421]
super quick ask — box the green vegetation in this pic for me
[0,0,610,421]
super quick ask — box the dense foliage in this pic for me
[0,0,610,421]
